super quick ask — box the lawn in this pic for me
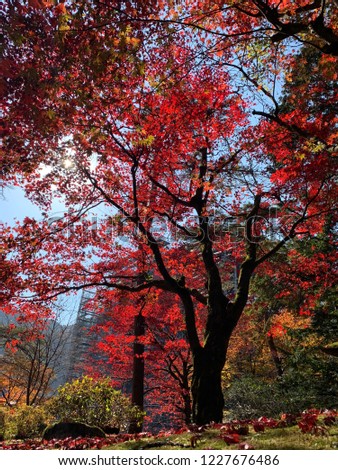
[1,411,337,450]
[103,424,338,451]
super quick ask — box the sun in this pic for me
[63,158,74,169]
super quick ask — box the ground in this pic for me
[104,424,338,451]
[1,413,337,450]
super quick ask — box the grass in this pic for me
[103,425,338,450]
[2,410,337,450]
[249,426,338,450]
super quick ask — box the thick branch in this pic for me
[252,110,329,146]
[79,165,179,289]
[253,0,338,55]
[232,195,261,318]
[148,175,193,208]
[152,209,198,239]
[194,149,227,304]
[256,213,307,265]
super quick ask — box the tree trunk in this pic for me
[181,360,192,424]
[129,313,145,433]
[183,389,192,424]
[191,348,225,424]
[267,334,284,377]
[191,317,232,424]
[190,292,242,424]
[183,228,256,424]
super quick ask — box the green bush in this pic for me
[0,408,16,440]
[224,376,312,420]
[224,369,338,420]
[14,405,49,439]
[224,376,284,420]
[48,376,144,431]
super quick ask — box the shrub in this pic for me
[224,376,283,420]
[0,408,17,440]
[223,373,336,420]
[14,405,49,439]
[47,376,144,431]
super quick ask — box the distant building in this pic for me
[66,290,98,381]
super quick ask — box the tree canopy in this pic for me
[1,0,337,424]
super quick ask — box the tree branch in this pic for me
[232,195,261,318]
[252,110,329,146]
[148,175,193,208]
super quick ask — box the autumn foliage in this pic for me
[1,1,337,425]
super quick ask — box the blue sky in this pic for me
[0,186,42,224]
[1,186,81,325]
[0,184,71,225]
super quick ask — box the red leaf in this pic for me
[223,433,240,444]
[253,422,265,433]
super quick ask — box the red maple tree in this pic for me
[82,289,194,429]
[1,1,337,424]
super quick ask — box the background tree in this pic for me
[224,218,338,419]
[0,311,70,406]
[83,290,194,429]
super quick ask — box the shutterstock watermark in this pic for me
[46,206,296,246]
